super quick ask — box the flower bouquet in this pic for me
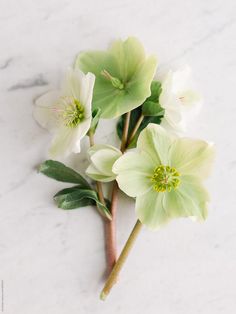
[34,37,215,300]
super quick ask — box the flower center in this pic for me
[101,69,124,90]
[58,97,85,128]
[151,165,180,192]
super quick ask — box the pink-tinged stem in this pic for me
[105,112,131,273]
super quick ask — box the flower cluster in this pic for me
[34,37,215,300]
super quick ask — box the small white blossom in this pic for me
[34,69,95,157]
[159,65,202,133]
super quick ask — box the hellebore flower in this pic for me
[34,69,95,157]
[113,124,215,230]
[76,37,157,118]
[86,145,122,182]
[159,66,202,133]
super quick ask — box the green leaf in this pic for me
[148,81,162,102]
[39,160,90,188]
[142,81,164,117]
[142,100,165,117]
[54,186,112,220]
[54,187,95,209]
[95,200,112,221]
[88,108,102,135]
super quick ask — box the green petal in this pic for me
[136,189,167,230]
[109,37,146,82]
[76,37,157,118]
[86,164,116,182]
[76,51,119,78]
[163,175,209,221]
[86,145,121,182]
[113,152,154,197]
[88,144,121,157]
[169,138,215,178]
[137,124,174,165]
[90,148,121,176]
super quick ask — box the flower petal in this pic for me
[172,65,192,93]
[169,138,215,178]
[50,118,91,157]
[78,71,95,117]
[33,90,61,130]
[113,152,154,197]
[159,70,174,109]
[163,175,209,221]
[137,124,174,165]
[90,147,122,176]
[110,37,145,80]
[86,164,116,182]
[161,105,185,133]
[64,69,95,118]
[136,189,167,230]
[88,144,121,157]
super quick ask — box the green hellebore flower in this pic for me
[113,124,215,230]
[75,37,157,119]
[86,145,122,182]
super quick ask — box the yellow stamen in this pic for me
[151,165,180,192]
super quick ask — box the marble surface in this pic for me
[1,0,236,313]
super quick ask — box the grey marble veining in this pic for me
[1,0,236,313]
[8,74,48,91]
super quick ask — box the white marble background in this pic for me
[0,0,236,313]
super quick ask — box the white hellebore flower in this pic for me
[113,124,215,230]
[34,69,95,157]
[159,65,202,133]
[86,145,122,182]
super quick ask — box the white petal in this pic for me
[86,145,121,182]
[64,69,95,118]
[82,72,96,118]
[49,117,91,157]
[33,90,60,130]
[163,175,209,222]
[63,68,84,99]
[169,138,215,178]
[86,164,116,182]
[159,71,174,109]
[161,105,185,133]
[178,89,202,107]
[172,65,192,93]
[88,144,121,157]
[113,152,154,197]
[136,189,167,230]
[90,148,122,176]
[137,124,174,165]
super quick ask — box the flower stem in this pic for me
[88,131,118,273]
[105,112,131,273]
[100,220,142,300]
[120,112,131,153]
[105,180,119,273]
[88,130,95,146]
[126,113,144,148]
